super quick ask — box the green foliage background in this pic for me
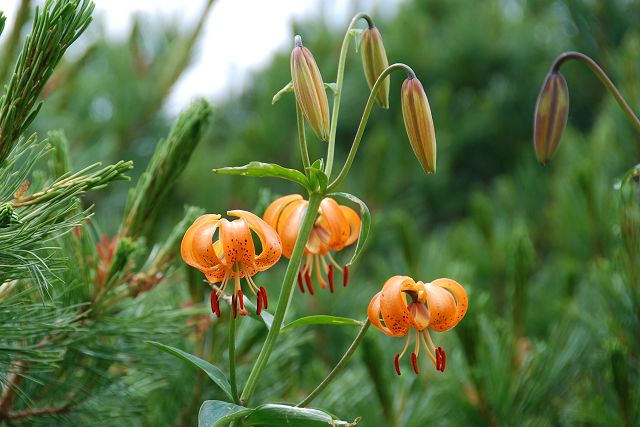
[2,0,639,425]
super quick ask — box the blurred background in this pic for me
[2,0,639,425]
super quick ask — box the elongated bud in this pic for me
[533,71,569,165]
[361,27,390,109]
[401,76,437,174]
[291,35,330,141]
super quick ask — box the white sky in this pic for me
[2,0,400,113]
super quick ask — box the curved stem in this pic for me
[240,193,323,405]
[228,309,239,404]
[328,63,415,191]
[297,319,371,408]
[296,101,311,173]
[552,51,640,132]
[325,12,375,178]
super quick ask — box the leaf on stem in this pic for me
[146,341,234,401]
[245,404,360,426]
[280,315,363,333]
[306,159,328,193]
[198,400,251,427]
[214,162,310,190]
[327,192,371,266]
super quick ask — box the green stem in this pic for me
[328,63,415,191]
[296,101,311,173]
[229,308,239,404]
[297,319,371,408]
[325,12,374,178]
[552,51,640,133]
[240,193,323,404]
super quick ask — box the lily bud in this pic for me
[401,76,436,174]
[361,27,390,109]
[290,35,330,141]
[533,70,569,165]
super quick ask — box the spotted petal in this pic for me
[230,210,282,271]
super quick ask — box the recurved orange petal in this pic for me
[424,279,464,332]
[319,198,349,250]
[220,218,255,266]
[277,199,308,258]
[431,278,468,330]
[339,205,360,247]
[229,210,282,271]
[264,194,303,228]
[181,214,223,271]
[379,275,420,336]
[368,291,394,336]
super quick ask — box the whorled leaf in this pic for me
[214,162,310,190]
[280,315,363,333]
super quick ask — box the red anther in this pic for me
[328,265,334,293]
[440,347,446,372]
[393,354,401,376]
[232,294,237,318]
[304,272,315,295]
[256,292,263,316]
[411,352,419,374]
[210,291,220,318]
[259,287,268,309]
[343,266,350,287]
[238,290,245,310]
[297,271,305,293]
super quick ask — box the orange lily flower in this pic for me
[368,275,468,375]
[263,194,360,294]
[181,210,282,318]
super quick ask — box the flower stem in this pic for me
[296,101,311,173]
[328,63,415,191]
[552,51,640,133]
[240,193,323,405]
[325,12,375,178]
[297,319,371,408]
[228,309,239,404]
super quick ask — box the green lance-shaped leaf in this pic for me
[198,400,251,427]
[533,70,569,165]
[306,159,329,193]
[244,404,359,426]
[214,161,310,190]
[328,192,371,266]
[146,341,233,402]
[280,315,363,333]
[120,99,212,240]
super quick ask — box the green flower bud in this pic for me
[533,71,569,165]
[361,27,390,109]
[290,35,330,141]
[401,76,436,174]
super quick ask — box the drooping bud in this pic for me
[533,70,569,165]
[291,35,330,141]
[401,76,437,174]
[361,27,390,109]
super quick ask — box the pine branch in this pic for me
[119,100,212,240]
[0,0,94,165]
[0,0,33,84]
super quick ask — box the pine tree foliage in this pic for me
[0,1,214,425]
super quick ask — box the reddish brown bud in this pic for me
[401,77,437,174]
[533,70,569,165]
[291,35,330,141]
[361,27,390,109]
